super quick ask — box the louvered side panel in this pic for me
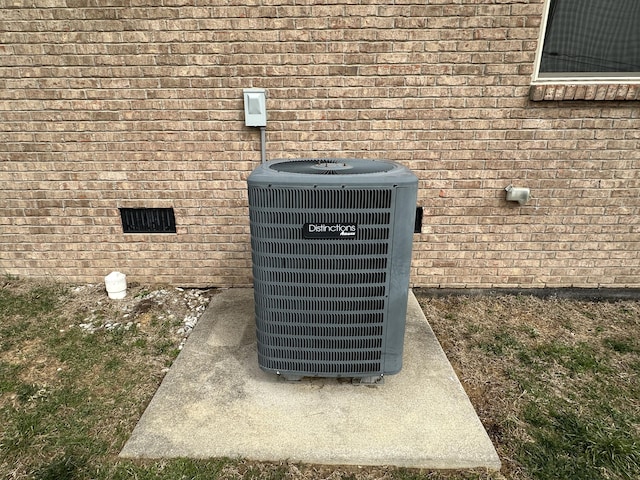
[248,186,394,378]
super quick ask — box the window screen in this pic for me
[538,0,640,78]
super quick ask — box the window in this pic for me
[533,0,640,82]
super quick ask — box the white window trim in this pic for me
[531,0,640,85]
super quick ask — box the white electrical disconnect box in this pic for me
[243,88,267,127]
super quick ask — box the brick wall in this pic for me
[1,0,639,288]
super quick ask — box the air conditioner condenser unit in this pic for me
[247,158,418,383]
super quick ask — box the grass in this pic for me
[418,293,640,480]
[1,277,639,479]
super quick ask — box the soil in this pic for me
[65,281,216,339]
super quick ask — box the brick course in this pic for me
[1,0,639,288]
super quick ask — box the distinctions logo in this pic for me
[303,222,357,239]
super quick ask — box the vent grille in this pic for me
[252,270,387,285]
[250,226,390,242]
[249,186,392,377]
[255,297,386,312]
[251,240,388,257]
[257,284,386,298]
[256,311,384,325]
[120,208,176,234]
[251,211,391,225]
[260,347,382,362]
[249,188,392,210]
[252,255,388,272]
[258,360,383,375]
[258,324,384,339]
[259,333,383,350]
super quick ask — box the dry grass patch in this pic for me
[416,291,640,480]
[0,277,215,479]
[1,277,638,479]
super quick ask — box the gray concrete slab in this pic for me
[120,289,501,470]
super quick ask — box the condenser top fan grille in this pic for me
[268,158,397,175]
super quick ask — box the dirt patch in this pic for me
[64,282,215,336]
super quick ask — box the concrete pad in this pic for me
[120,289,501,470]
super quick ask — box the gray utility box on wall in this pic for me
[247,158,418,382]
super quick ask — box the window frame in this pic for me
[532,0,640,85]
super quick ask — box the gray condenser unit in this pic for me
[247,158,418,382]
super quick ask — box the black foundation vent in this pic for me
[120,208,176,234]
